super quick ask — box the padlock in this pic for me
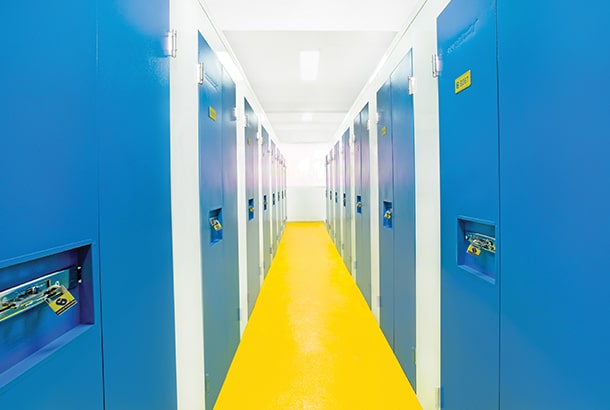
[210,218,222,231]
[467,244,481,256]
[384,209,392,219]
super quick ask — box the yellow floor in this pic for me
[215,222,421,409]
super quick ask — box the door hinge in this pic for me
[432,54,440,78]
[166,30,177,58]
[378,295,382,308]
[408,76,416,95]
[198,62,204,85]
[204,373,209,393]
[436,386,443,409]
[237,307,241,321]
[412,346,417,366]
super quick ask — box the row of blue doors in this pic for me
[438,0,610,408]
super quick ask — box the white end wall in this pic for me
[282,143,328,222]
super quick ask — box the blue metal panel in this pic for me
[197,34,239,409]
[333,142,341,249]
[262,128,272,275]
[97,0,177,406]
[377,77,395,346]
[498,2,610,409]
[438,0,500,408]
[270,141,278,255]
[390,52,417,385]
[1,2,103,407]
[326,154,331,231]
[354,105,372,306]
[220,64,240,402]
[245,99,260,316]
[342,130,352,272]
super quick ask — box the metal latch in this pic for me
[465,232,496,256]
[0,267,79,322]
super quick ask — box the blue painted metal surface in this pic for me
[438,0,500,408]
[245,99,261,316]
[262,128,272,275]
[326,154,331,232]
[220,62,240,404]
[342,130,352,272]
[497,2,610,409]
[333,142,342,249]
[1,2,103,407]
[270,141,278,255]
[390,52,416,386]
[377,77,396,346]
[97,0,178,406]
[197,33,239,409]
[354,105,372,306]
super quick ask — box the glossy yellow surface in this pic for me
[215,222,421,410]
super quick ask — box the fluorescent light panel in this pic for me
[300,50,319,81]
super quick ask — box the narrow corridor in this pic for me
[215,222,421,409]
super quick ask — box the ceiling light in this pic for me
[300,50,319,81]
[302,112,313,122]
[217,51,243,82]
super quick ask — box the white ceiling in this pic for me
[203,0,422,144]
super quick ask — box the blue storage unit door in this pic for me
[262,128,272,275]
[198,33,239,409]
[353,105,372,306]
[333,142,341,249]
[342,130,352,272]
[1,2,103,407]
[270,141,278,255]
[329,150,335,239]
[377,77,396,345]
[497,2,610,409]
[390,52,416,385]
[245,99,261,316]
[438,0,500,409]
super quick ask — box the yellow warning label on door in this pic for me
[209,107,217,121]
[381,126,387,136]
[455,70,472,94]
[46,286,78,316]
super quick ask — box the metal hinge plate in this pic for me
[408,76,416,95]
[436,386,443,409]
[198,62,204,85]
[432,54,440,78]
[166,30,177,58]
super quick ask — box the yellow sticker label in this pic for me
[46,286,77,316]
[209,107,217,121]
[381,126,387,137]
[455,70,472,94]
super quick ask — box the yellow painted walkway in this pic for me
[215,222,421,409]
